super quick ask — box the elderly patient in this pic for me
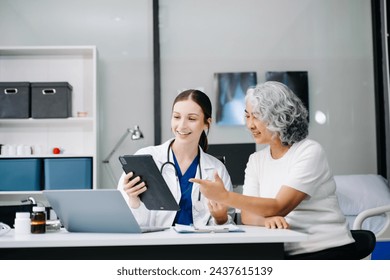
[191,81,356,260]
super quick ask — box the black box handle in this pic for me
[4,88,18,95]
[42,89,56,95]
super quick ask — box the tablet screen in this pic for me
[119,155,180,211]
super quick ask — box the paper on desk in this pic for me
[174,223,245,233]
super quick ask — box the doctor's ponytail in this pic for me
[199,130,209,152]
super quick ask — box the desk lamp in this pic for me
[103,125,144,185]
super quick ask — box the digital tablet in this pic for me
[119,154,180,211]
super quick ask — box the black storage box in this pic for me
[0,82,31,118]
[31,82,72,118]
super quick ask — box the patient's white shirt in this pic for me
[243,138,354,256]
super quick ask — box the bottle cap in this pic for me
[33,206,46,212]
[15,212,30,219]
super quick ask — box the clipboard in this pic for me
[119,154,180,211]
[174,223,245,233]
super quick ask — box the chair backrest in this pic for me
[350,229,377,259]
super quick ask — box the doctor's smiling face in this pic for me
[171,90,212,149]
[171,99,209,145]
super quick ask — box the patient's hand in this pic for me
[190,171,229,203]
[208,200,228,225]
[264,216,289,229]
[123,171,146,208]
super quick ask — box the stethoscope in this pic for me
[160,140,204,211]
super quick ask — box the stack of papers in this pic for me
[174,223,244,233]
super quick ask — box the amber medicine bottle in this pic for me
[31,206,46,234]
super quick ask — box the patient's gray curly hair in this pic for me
[245,81,308,146]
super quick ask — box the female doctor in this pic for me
[117,89,234,228]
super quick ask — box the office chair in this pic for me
[350,229,376,260]
[287,229,376,260]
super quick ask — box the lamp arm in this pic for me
[102,128,132,163]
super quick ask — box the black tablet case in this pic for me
[119,155,180,211]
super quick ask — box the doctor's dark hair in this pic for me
[245,81,308,146]
[173,89,212,152]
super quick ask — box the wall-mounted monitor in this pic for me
[265,71,309,120]
[207,143,256,186]
[214,72,257,126]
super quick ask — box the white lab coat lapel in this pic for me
[153,139,181,202]
[191,147,215,227]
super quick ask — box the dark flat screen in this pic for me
[207,143,256,186]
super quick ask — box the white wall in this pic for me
[0,0,154,190]
[159,0,377,175]
[0,0,377,198]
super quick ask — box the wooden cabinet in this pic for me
[0,46,98,192]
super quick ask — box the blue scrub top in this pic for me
[172,152,199,225]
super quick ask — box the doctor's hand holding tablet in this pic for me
[122,171,146,209]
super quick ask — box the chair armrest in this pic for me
[353,204,390,241]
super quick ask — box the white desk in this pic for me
[0,225,307,260]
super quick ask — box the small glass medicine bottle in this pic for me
[31,206,46,234]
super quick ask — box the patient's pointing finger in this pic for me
[189,178,203,184]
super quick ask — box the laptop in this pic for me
[43,189,170,233]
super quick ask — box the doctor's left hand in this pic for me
[189,171,229,204]
[208,200,228,225]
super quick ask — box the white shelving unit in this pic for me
[0,46,98,192]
